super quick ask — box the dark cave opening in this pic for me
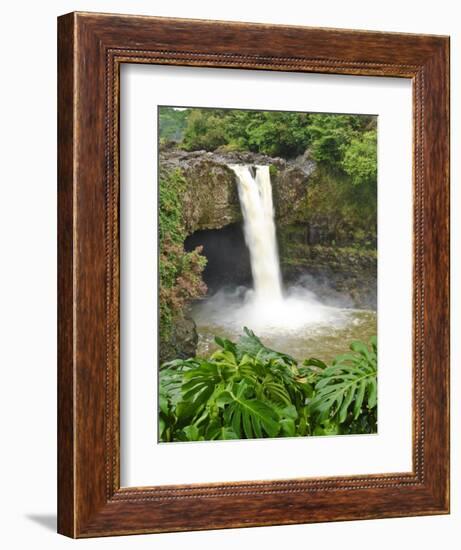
[185,223,251,294]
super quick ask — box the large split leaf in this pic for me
[217,382,280,439]
[309,337,377,424]
[234,327,297,366]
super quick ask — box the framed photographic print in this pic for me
[58,12,450,537]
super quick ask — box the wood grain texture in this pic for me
[57,11,450,538]
[57,12,75,538]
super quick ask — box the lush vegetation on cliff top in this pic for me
[159,107,377,189]
[159,329,377,442]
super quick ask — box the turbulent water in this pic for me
[192,164,376,363]
[192,286,376,363]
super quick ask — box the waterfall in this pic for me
[228,164,283,302]
[191,163,360,354]
[192,164,353,344]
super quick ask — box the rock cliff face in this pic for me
[159,148,315,233]
[272,151,316,225]
[160,316,198,363]
[160,150,238,234]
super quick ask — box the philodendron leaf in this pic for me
[303,358,328,370]
[159,393,169,416]
[183,424,200,441]
[367,378,377,408]
[217,427,239,440]
[158,417,166,439]
[280,418,296,437]
[310,337,377,425]
[236,327,297,366]
[215,391,234,407]
[223,396,280,439]
[205,420,239,440]
[353,379,367,419]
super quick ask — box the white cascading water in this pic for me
[228,165,283,302]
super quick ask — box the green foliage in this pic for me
[159,169,186,247]
[341,130,377,186]
[159,107,189,143]
[174,108,377,187]
[305,336,377,426]
[159,169,207,350]
[182,109,230,151]
[159,329,377,442]
[243,111,311,157]
[291,162,377,248]
[305,114,377,191]
[269,164,278,178]
[306,114,356,167]
[180,108,312,158]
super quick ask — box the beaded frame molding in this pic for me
[57,12,450,538]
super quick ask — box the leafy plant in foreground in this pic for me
[158,329,377,442]
[305,336,377,434]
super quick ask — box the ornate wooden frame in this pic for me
[57,12,450,537]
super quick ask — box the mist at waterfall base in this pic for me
[191,165,376,363]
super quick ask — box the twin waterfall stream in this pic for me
[228,165,283,303]
[191,164,376,363]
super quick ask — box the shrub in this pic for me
[182,110,229,151]
[269,164,278,178]
[341,129,377,187]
